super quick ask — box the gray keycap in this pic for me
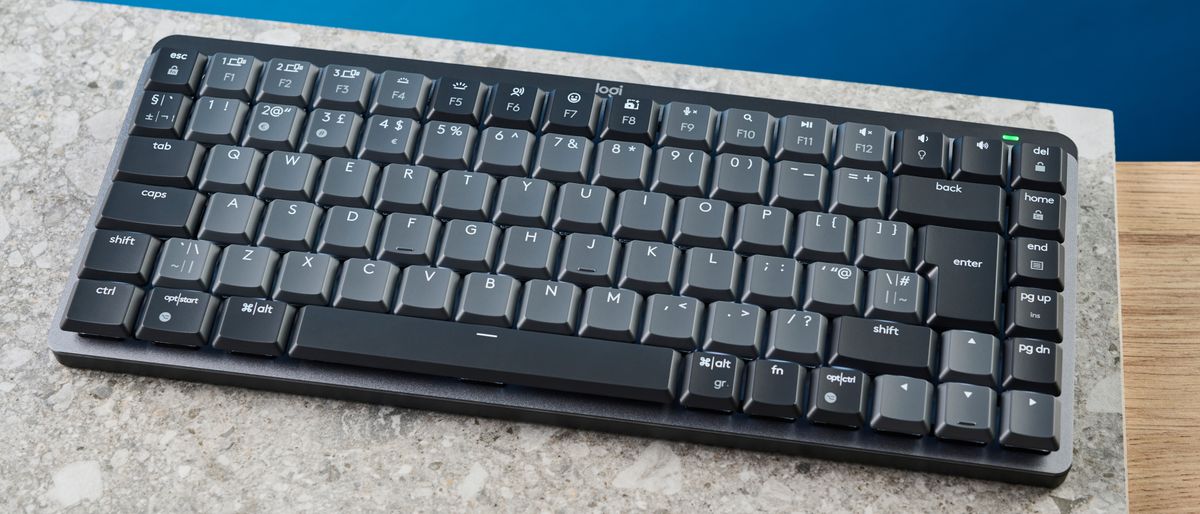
[651,147,709,197]
[935,382,997,444]
[552,183,614,234]
[618,241,680,294]
[870,375,934,436]
[394,266,460,319]
[855,219,914,270]
[734,204,794,256]
[433,170,496,221]
[272,252,338,305]
[641,295,704,350]
[414,121,476,169]
[212,245,279,297]
[376,213,441,266]
[185,96,249,145]
[803,262,864,316]
[795,212,852,263]
[316,158,379,207]
[242,102,304,151]
[256,58,317,106]
[770,161,827,212]
[938,330,1002,388]
[493,177,554,227]
[473,127,534,176]
[702,302,765,358]
[532,133,592,183]
[374,164,436,214]
[332,259,399,312]
[255,200,322,251]
[742,255,802,308]
[863,269,925,323]
[578,287,643,342]
[370,71,431,118]
[657,102,716,150]
[436,220,500,272]
[516,280,581,334]
[613,191,672,241]
[830,168,887,219]
[496,227,559,279]
[199,53,261,101]
[710,154,768,204]
[313,64,373,112]
[557,233,620,286]
[592,140,651,189]
[357,115,418,164]
[680,248,741,302]
[198,193,264,244]
[673,197,732,248]
[198,145,263,194]
[257,151,319,200]
[300,109,362,157]
[999,391,1061,452]
[455,273,521,327]
[764,309,827,366]
[316,206,382,258]
[151,238,220,290]
[716,109,773,157]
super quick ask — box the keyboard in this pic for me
[50,35,1079,487]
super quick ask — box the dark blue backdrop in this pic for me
[96,0,1200,160]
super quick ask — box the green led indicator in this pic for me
[1002,134,1020,142]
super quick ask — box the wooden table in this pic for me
[1117,163,1200,512]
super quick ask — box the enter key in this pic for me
[915,225,1004,332]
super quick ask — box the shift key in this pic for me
[915,226,1004,333]
[97,181,205,237]
[889,176,1004,233]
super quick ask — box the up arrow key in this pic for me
[967,338,977,344]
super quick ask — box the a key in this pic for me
[212,245,279,297]
[764,309,827,366]
[557,233,620,286]
[1006,286,1063,341]
[212,297,294,356]
[1011,144,1066,193]
[299,109,362,157]
[834,122,891,172]
[357,115,418,164]
[854,219,913,271]
[830,168,887,219]
[807,367,869,428]
[680,248,741,302]
[135,287,219,347]
[702,302,765,358]
[742,360,805,420]
[802,263,863,317]
[672,197,732,249]
[1003,337,1062,395]
[315,158,379,208]
[774,116,833,164]
[516,280,581,334]
[332,259,400,312]
[272,252,339,305]
[116,136,205,188]
[915,226,1004,332]
[552,184,614,234]
[132,91,190,138]
[892,130,947,177]
[427,78,486,124]
[890,176,1006,233]
[770,162,828,212]
[935,383,997,444]
[316,206,382,258]
[473,127,534,176]
[733,204,793,256]
[197,193,263,244]
[742,255,802,308]
[98,182,205,238]
[657,102,716,150]
[540,90,601,137]
[61,280,144,338]
[483,83,543,131]
[242,102,305,151]
[952,137,1006,185]
[433,170,496,221]
[437,220,500,272]
[184,96,249,145]
[592,140,651,190]
[532,134,593,183]
[794,212,852,263]
[1010,237,1064,290]
[618,240,679,294]
[394,266,461,319]
[455,273,521,327]
[151,238,219,290]
[376,213,441,266]
[256,58,318,106]
[255,201,322,251]
[1000,391,1061,452]
[1010,189,1065,242]
[147,48,205,95]
[313,64,372,112]
[415,121,477,169]
[870,375,934,436]
[493,177,554,227]
[256,151,319,201]
[578,287,643,342]
[938,330,1002,388]
[716,109,772,157]
[641,295,703,350]
[370,71,431,119]
[828,316,937,379]
[374,164,437,214]
[651,147,710,197]
[680,352,743,413]
[709,154,768,204]
[496,227,559,279]
[198,53,261,101]
[863,269,925,324]
[80,230,160,284]
[613,191,672,241]
[198,145,262,194]
[600,96,658,144]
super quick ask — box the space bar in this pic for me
[288,306,683,403]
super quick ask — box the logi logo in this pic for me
[595,83,624,96]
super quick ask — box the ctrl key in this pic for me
[61,280,143,338]
[806,367,869,428]
[134,287,218,348]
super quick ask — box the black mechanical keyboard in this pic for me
[50,35,1079,487]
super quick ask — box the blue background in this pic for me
[97,0,1200,160]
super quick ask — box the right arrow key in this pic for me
[1000,390,1061,453]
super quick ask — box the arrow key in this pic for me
[938,330,1002,388]
[1000,390,1061,452]
[702,301,765,358]
[870,375,933,436]
[935,382,997,444]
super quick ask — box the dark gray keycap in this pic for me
[1005,286,1063,341]
[151,238,219,290]
[299,109,361,157]
[870,375,934,436]
[198,193,263,244]
[98,182,206,238]
[640,295,703,350]
[952,136,1006,185]
[764,309,827,366]
[473,127,534,176]
[807,367,869,428]
[834,122,891,172]
[938,330,1002,388]
[516,280,581,334]
[618,241,680,294]
[357,115,418,164]
[742,255,802,308]
[256,58,317,106]
[600,96,658,144]
[198,145,263,194]
[332,259,399,312]
[493,177,554,227]
[890,176,1006,233]
[592,140,651,190]
[198,53,261,101]
[116,136,205,188]
[257,151,319,200]
[613,191,672,241]
[1003,337,1062,395]
[315,158,379,208]
[557,233,620,286]
[1009,237,1065,290]
[135,287,218,347]
[483,83,543,131]
[455,273,521,327]
[532,133,593,183]
[770,161,827,212]
[540,90,601,137]
[212,245,279,297]
[433,170,496,221]
[376,214,441,266]
[370,71,431,118]
[795,212,852,263]
[672,197,733,249]
[374,164,436,214]
[709,154,768,204]
[775,116,833,164]
[651,147,709,197]
[680,248,741,302]
[702,301,765,358]
[803,262,864,316]
[316,206,381,258]
[893,130,948,177]
[741,360,805,419]
[733,204,793,256]
[827,316,937,380]
[1011,143,1066,194]
[855,219,914,270]
[147,48,205,96]
[578,287,643,342]
[657,102,716,150]
[496,227,559,279]
[255,200,322,251]
[414,121,477,169]
[935,383,997,444]
[242,102,304,151]
[272,252,338,305]
[436,220,500,272]
[394,266,460,319]
[716,109,773,157]
[184,96,249,145]
[915,225,1005,332]
[863,269,925,323]
[80,230,160,285]
[313,64,372,111]
[212,297,295,356]
[680,352,743,412]
[552,183,614,234]
[1000,391,1061,452]
[133,91,190,138]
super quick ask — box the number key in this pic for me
[299,109,362,158]
[256,58,318,106]
[242,103,305,151]
[415,121,478,170]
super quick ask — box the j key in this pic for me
[680,352,743,413]
[300,109,362,157]
[80,230,160,284]
[863,269,925,324]
[641,295,703,350]
[672,197,733,249]
[61,280,144,338]
[764,309,827,366]
[742,360,805,420]
[370,71,432,119]
[147,48,205,95]
[578,287,643,342]
[98,182,205,238]
[242,102,305,151]
[1010,189,1065,242]
[742,255,802,308]
[935,383,996,444]
[212,245,279,297]
[374,165,437,214]
[184,97,249,144]
[456,273,521,327]
[834,122,891,172]
[938,330,1002,388]
[1000,391,1061,452]
[613,191,672,241]
[680,248,741,302]
[332,259,400,312]
[657,102,716,150]
[770,162,828,213]
[892,130,948,177]
[376,213,441,266]
[516,280,581,334]
[854,219,914,271]
[558,233,620,286]
[115,136,204,188]
[357,115,418,164]
[257,151,319,201]
[212,298,294,356]
[316,206,382,258]
[316,158,379,208]
[952,137,1006,185]
[889,176,1005,233]
[484,83,544,131]
[592,141,651,190]
[493,177,555,227]
[394,266,461,319]
[552,184,614,234]
[600,96,658,144]
[734,205,793,256]
[473,127,534,176]
[870,375,934,436]
[132,91,190,138]
[151,238,219,290]
[651,147,710,197]
[775,116,833,164]
[496,227,559,279]
[829,168,887,219]
[437,220,501,272]
[709,154,768,205]
[541,90,601,137]
[256,58,318,106]
[415,121,477,170]
[427,78,486,124]
[198,145,263,194]
[807,367,869,428]
[433,170,496,221]
[198,53,261,101]
[1010,237,1065,290]
[802,263,863,317]
[716,109,773,157]
[703,302,765,358]
[313,65,372,112]
[1011,144,1066,193]
[134,287,218,347]
[795,212,852,263]
[197,193,263,244]
[532,134,593,183]
[619,241,680,294]
[272,252,338,305]
[1006,287,1063,341]
[256,200,322,251]
[828,316,936,380]
[915,226,1004,332]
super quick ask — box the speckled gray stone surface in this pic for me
[0,0,1127,511]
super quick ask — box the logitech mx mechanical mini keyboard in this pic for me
[51,36,1080,486]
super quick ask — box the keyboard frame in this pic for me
[48,35,1080,487]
